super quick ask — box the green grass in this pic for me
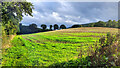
[63,33,106,36]
[0,24,1,67]
[0,24,2,44]
[2,27,119,66]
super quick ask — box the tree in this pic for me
[29,23,37,29]
[1,1,34,35]
[88,23,95,27]
[112,20,118,28]
[118,20,120,29]
[41,24,47,30]
[106,20,112,27]
[50,25,52,30]
[54,24,59,30]
[71,24,81,28]
[94,21,106,27]
[60,24,66,29]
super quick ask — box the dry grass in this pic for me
[2,35,16,49]
[57,27,119,33]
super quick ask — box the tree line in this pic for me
[41,24,66,30]
[72,20,119,28]
[21,23,66,30]
[19,19,119,34]
[18,23,66,34]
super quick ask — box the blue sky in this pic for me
[21,1,118,27]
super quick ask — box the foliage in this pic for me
[81,20,118,28]
[41,24,47,30]
[29,23,37,29]
[71,24,82,28]
[88,23,95,27]
[50,25,52,30]
[111,20,118,28]
[1,1,34,35]
[19,23,39,34]
[60,24,66,29]
[106,20,113,27]
[94,21,106,27]
[118,20,120,29]
[54,24,59,30]
[88,33,120,66]
[99,32,116,47]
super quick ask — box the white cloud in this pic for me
[80,18,91,23]
[52,12,59,17]
[21,2,118,28]
[51,12,63,21]
[65,20,79,25]
[27,0,119,2]
[94,18,102,22]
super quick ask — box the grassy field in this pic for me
[0,24,2,44]
[2,27,119,66]
[0,24,2,66]
[0,24,2,46]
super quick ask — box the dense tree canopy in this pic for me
[54,24,59,30]
[94,21,106,27]
[60,24,66,29]
[50,25,52,30]
[29,23,37,29]
[118,20,120,29]
[71,24,82,28]
[41,24,47,30]
[77,20,118,28]
[1,1,34,35]
[106,20,113,27]
[111,20,118,28]
[88,23,95,27]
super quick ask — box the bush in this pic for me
[99,32,116,47]
[87,33,120,66]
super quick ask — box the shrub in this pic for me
[87,33,120,66]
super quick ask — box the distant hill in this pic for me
[70,20,118,28]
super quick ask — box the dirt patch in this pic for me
[2,44,11,49]
[25,38,32,42]
[2,35,16,49]
[24,36,46,44]
[22,36,27,39]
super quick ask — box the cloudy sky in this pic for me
[21,0,118,28]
